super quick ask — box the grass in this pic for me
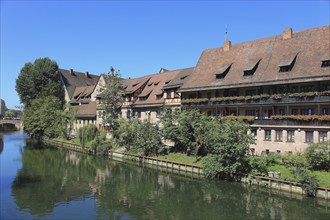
[155,153,204,167]
[268,164,330,188]
[53,136,80,145]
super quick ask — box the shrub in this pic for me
[305,142,330,171]
[78,124,99,148]
[294,168,319,197]
[247,156,269,176]
[96,143,111,156]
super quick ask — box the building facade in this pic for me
[63,25,330,154]
[179,26,330,155]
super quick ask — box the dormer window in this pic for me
[132,83,139,87]
[279,54,298,72]
[180,75,188,80]
[216,63,232,79]
[165,80,171,84]
[321,60,330,68]
[243,59,261,76]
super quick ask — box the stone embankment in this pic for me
[42,138,330,200]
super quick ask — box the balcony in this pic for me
[165,98,181,105]
[181,91,330,107]
[253,117,330,127]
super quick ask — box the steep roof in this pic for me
[59,69,100,99]
[134,68,184,107]
[70,85,95,104]
[181,25,330,92]
[76,101,96,118]
[163,67,195,89]
[122,75,151,94]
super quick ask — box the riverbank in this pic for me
[43,138,330,200]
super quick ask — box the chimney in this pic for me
[85,71,90,78]
[283,27,293,40]
[224,40,231,52]
[70,69,75,76]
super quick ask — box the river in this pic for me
[0,132,329,219]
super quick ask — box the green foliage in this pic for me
[99,67,124,131]
[4,109,18,118]
[160,109,254,180]
[78,124,98,148]
[294,168,319,197]
[305,142,330,171]
[203,119,253,180]
[114,118,163,156]
[23,96,63,139]
[282,152,308,169]
[159,108,214,155]
[247,156,269,176]
[16,57,64,107]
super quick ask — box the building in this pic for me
[179,26,330,155]
[58,69,100,134]
[62,25,330,154]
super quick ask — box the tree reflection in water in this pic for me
[11,141,330,219]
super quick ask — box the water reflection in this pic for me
[0,135,3,154]
[10,140,330,219]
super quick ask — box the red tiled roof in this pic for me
[76,101,96,118]
[181,25,330,92]
[134,69,185,106]
[60,69,100,99]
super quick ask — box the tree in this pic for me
[114,118,163,156]
[23,96,63,139]
[16,57,64,107]
[99,67,124,131]
[305,142,330,171]
[159,108,215,156]
[4,109,17,118]
[202,119,254,180]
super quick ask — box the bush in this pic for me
[305,142,330,171]
[247,156,269,176]
[96,143,111,156]
[78,124,98,147]
[294,168,319,197]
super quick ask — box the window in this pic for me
[127,110,131,119]
[305,131,314,143]
[156,110,160,118]
[251,129,257,140]
[322,108,330,115]
[245,90,257,96]
[321,60,330,68]
[279,109,286,115]
[216,64,232,79]
[291,109,298,115]
[279,55,297,72]
[275,130,283,141]
[290,86,299,93]
[265,130,271,141]
[229,90,238,96]
[319,131,328,142]
[189,94,197,99]
[250,148,255,156]
[246,110,259,118]
[207,92,212,99]
[265,149,270,155]
[244,59,261,76]
[287,130,295,142]
[301,86,315,92]
[215,91,220,97]
[156,94,162,100]
[301,108,314,115]
[276,150,281,154]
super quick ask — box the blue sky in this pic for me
[1,1,329,109]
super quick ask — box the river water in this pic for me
[1,132,329,219]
